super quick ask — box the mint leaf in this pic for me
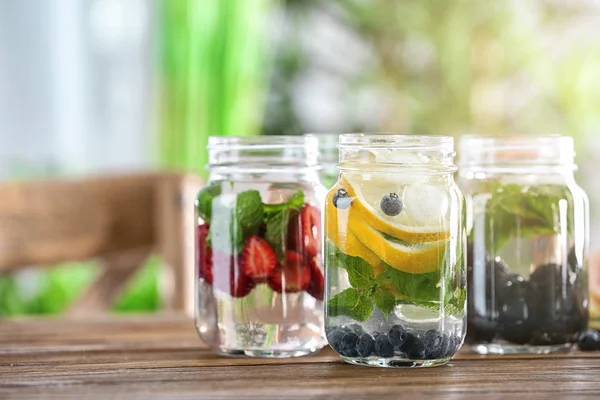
[377,265,441,303]
[235,190,264,237]
[372,286,396,317]
[265,209,295,260]
[195,181,222,223]
[483,182,568,252]
[330,247,374,288]
[264,190,304,216]
[327,288,373,322]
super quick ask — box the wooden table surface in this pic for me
[1,314,600,399]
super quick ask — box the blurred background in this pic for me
[1,0,599,315]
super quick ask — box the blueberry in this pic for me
[401,332,426,359]
[374,334,395,357]
[388,325,407,347]
[339,332,359,357]
[379,193,402,216]
[347,323,365,336]
[577,329,600,351]
[332,188,352,209]
[424,331,448,359]
[327,329,346,353]
[444,334,460,357]
[356,333,376,357]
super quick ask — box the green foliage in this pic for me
[482,182,572,252]
[326,242,464,321]
[112,258,161,313]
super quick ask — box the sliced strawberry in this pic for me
[240,236,277,281]
[287,211,303,253]
[212,251,255,297]
[196,224,213,284]
[300,204,321,259]
[230,267,256,298]
[306,259,325,301]
[268,251,311,293]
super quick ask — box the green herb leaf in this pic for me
[376,266,441,303]
[483,183,568,252]
[372,286,396,317]
[327,288,373,322]
[195,181,222,223]
[264,190,304,216]
[235,190,265,237]
[265,209,295,260]
[331,247,374,288]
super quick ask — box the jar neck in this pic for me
[208,167,321,184]
[460,165,576,184]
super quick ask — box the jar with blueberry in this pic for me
[459,135,589,354]
[195,136,327,357]
[324,134,467,368]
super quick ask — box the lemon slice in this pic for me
[348,215,447,274]
[341,174,450,243]
[325,188,381,267]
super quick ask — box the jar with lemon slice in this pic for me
[324,134,466,368]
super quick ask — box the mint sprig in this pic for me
[327,288,373,322]
[326,241,465,321]
[482,182,569,252]
[195,181,222,223]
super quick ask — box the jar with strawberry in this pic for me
[195,135,327,357]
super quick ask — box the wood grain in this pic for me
[1,315,600,399]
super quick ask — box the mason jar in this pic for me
[314,133,339,189]
[459,135,589,354]
[195,135,327,357]
[324,134,466,368]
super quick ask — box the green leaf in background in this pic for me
[112,258,161,313]
[327,288,373,322]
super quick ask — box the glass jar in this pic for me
[314,133,339,189]
[195,135,327,357]
[324,134,466,368]
[459,135,589,354]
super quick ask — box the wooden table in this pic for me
[1,314,600,399]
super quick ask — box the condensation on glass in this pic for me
[195,135,327,358]
[459,135,589,354]
[324,134,466,368]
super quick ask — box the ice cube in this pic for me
[402,184,448,224]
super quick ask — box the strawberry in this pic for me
[230,267,256,298]
[268,251,311,293]
[306,259,325,301]
[196,224,213,284]
[287,211,303,253]
[240,236,277,281]
[300,204,321,259]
